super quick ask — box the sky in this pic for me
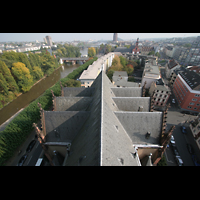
[0,33,199,42]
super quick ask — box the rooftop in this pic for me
[179,69,200,90]
[35,71,171,166]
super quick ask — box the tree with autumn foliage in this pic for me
[11,62,33,92]
[0,60,19,94]
[88,47,96,57]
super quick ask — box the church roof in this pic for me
[38,71,164,166]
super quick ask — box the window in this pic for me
[195,94,200,97]
[188,106,192,109]
[197,104,200,106]
[190,102,195,105]
[194,107,197,110]
[192,98,197,101]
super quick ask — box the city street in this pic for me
[159,63,200,166]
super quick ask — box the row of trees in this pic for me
[0,51,59,109]
[106,55,136,80]
[56,44,81,58]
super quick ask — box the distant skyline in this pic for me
[0,33,199,42]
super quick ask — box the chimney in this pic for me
[145,131,151,139]
[138,106,143,112]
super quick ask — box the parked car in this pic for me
[18,154,28,166]
[170,135,175,145]
[172,99,175,104]
[172,145,179,156]
[186,143,194,154]
[26,140,36,153]
[175,156,184,166]
[180,126,187,134]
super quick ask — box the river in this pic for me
[0,63,80,126]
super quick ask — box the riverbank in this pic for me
[0,57,98,165]
[0,63,79,126]
[0,65,62,113]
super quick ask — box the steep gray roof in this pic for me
[113,97,150,112]
[39,71,164,166]
[44,111,90,143]
[62,87,95,97]
[54,97,93,111]
[64,71,140,166]
[114,111,163,145]
[111,87,142,97]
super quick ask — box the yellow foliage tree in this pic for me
[11,62,33,92]
[88,47,96,57]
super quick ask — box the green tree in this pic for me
[107,69,115,81]
[32,66,44,80]
[18,53,33,74]
[0,72,9,95]
[62,79,81,87]
[11,62,33,92]
[0,60,19,93]
[119,56,128,67]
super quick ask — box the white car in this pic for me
[170,135,175,145]
[175,156,184,166]
[172,99,175,104]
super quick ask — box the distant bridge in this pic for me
[59,57,89,65]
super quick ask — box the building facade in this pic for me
[113,33,118,42]
[46,36,53,47]
[165,59,180,79]
[79,53,115,87]
[132,38,140,54]
[141,58,161,88]
[149,81,171,107]
[173,70,200,112]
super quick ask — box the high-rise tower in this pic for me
[113,33,118,42]
[45,35,53,46]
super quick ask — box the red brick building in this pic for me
[173,69,200,112]
[132,38,140,54]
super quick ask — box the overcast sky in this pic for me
[0,33,199,42]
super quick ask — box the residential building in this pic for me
[173,69,200,112]
[79,53,115,87]
[165,59,180,79]
[112,71,140,87]
[141,58,161,88]
[169,67,185,87]
[149,80,171,107]
[179,36,200,66]
[33,71,175,166]
[164,46,176,58]
[140,46,154,55]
